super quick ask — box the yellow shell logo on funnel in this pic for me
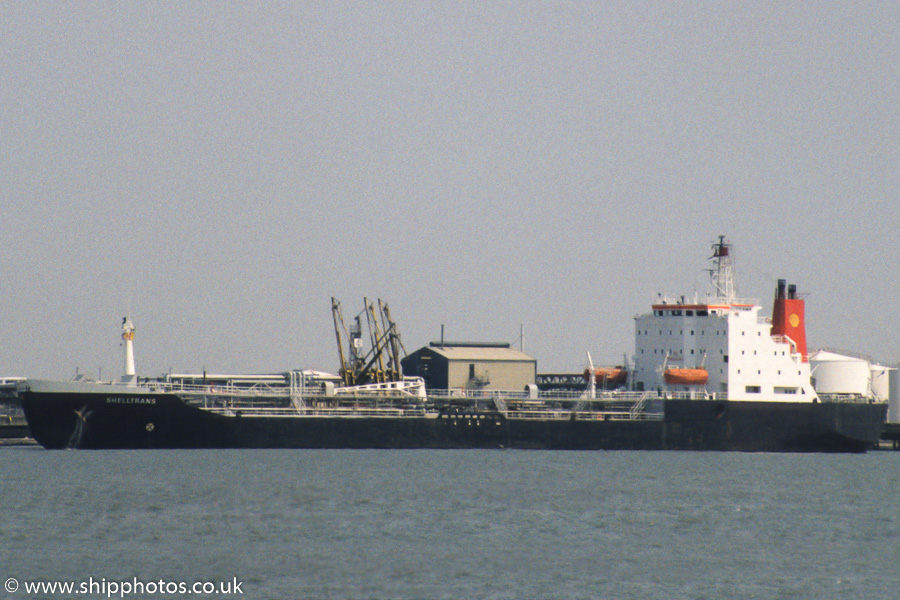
[789,313,800,328]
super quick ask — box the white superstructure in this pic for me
[631,237,818,402]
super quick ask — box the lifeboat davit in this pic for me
[663,368,709,386]
[583,367,628,386]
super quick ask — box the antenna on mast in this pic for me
[708,235,736,301]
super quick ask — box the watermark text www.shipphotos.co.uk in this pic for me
[4,576,243,597]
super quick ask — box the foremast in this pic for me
[121,317,136,383]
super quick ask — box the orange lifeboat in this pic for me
[583,367,628,386]
[663,368,709,386]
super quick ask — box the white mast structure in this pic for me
[122,317,136,381]
[709,235,736,302]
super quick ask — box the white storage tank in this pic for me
[870,364,892,402]
[809,350,870,396]
[889,368,899,423]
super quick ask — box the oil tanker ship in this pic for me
[19,238,886,451]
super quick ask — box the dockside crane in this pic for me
[331,297,407,387]
[380,300,405,381]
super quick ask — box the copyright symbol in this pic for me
[5,577,18,593]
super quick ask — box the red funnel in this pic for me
[771,280,808,362]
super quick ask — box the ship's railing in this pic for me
[140,375,426,400]
[203,405,435,418]
[198,398,665,421]
[151,379,730,406]
[427,388,666,420]
[504,409,663,421]
[427,388,714,402]
[657,391,723,401]
[333,378,426,398]
[654,295,760,308]
[771,334,800,358]
[189,390,428,412]
[817,393,881,404]
[141,379,292,397]
[426,388,655,401]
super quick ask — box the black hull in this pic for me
[21,391,886,452]
[662,399,885,452]
[0,424,31,440]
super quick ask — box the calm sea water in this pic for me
[1,448,898,600]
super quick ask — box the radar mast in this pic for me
[709,235,736,301]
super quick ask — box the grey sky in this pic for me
[2,3,897,379]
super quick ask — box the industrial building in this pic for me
[401,342,536,391]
